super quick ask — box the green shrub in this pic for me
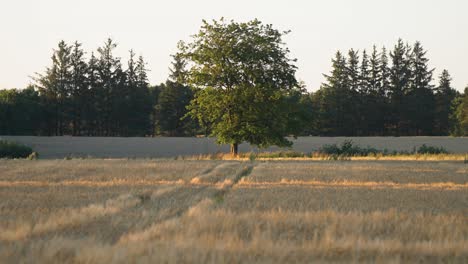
[416,144,448,154]
[318,140,380,157]
[248,152,257,162]
[318,141,450,157]
[0,140,34,159]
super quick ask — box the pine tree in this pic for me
[453,87,468,136]
[35,40,72,135]
[380,47,390,97]
[360,50,370,94]
[434,70,458,135]
[96,38,125,136]
[156,54,195,136]
[358,49,371,135]
[85,52,100,135]
[318,51,357,135]
[369,46,382,94]
[69,41,88,135]
[128,54,152,136]
[347,49,360,92]
[389,39,411,135]
[406,41,435,135]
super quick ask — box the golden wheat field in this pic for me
[0,159,467,263]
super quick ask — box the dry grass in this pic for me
[0,159,467,263]
[185,152,468,161]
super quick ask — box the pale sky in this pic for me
[1,0,467,92]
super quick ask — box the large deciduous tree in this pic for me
[179,19,300,155]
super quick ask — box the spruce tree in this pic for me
[156,54,195,136]
[389,39,411,135]
[358,50,371,135]
[96,38,125,136]
[85,52,100,135]
[347,49,360,92]
[69,41,88,135]
[319,51,356,135]
[406,41,435,135]
[35,40,72,135]
[434,70,458,135]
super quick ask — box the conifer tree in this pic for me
[156,54,196,136]
[69,41,88,135]
[406,41,435,135]
[319,51,357,135]
[96,38,125,135]
[35,40,72,135]
[347,49,360,92]
[434,70,458,135]
[389,39,411,135]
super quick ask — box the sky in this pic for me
[1,0,467,92]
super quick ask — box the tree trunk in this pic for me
[230,143,239,156]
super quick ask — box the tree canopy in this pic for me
[178,18,301,154]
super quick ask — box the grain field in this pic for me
[0,159,467,263]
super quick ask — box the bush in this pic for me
[0,140,34,159]
[416,144,448,154]
[318,141,450,157]
[318,140,380,157]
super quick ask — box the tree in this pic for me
[406,41,435,135]
[69,41,88,135]
[434,70,458,135]
[179,19,299,155]
[452,87,468,136]
[389,39,411,135]
[0,87,43,135]
[347,49,360,92]
[156,54,196,136]
[95,38,126,136]
[85,52,100,135]
[366,45,387,135]
[357,49,371,135]
[317,51,356,135]
[35,40,72,135]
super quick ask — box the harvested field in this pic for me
[1,136,467,158]
[0,159,467,263]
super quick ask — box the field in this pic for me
[1,136,467,158]
[0,159,467,263]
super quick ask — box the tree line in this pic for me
[1,37,467,137]
[310,40,466,136]
[0,39,197,136]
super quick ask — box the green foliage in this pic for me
[434,70,459,135]
[0,140,34,159]
[452,87,468,136]
[319,140,380,156]
[416,144,448,154]
[0,87,44,135]
[318,140,449,156]
[248,152,257,162]
[30,39,155,136]
[314,39,457,137]
[180,18,301,154]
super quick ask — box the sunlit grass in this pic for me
[0,159,466,263]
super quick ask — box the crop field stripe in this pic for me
[1,179,466,191]
[117,164,257,244]
[0,194,142,241]
[236,179,468,190]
